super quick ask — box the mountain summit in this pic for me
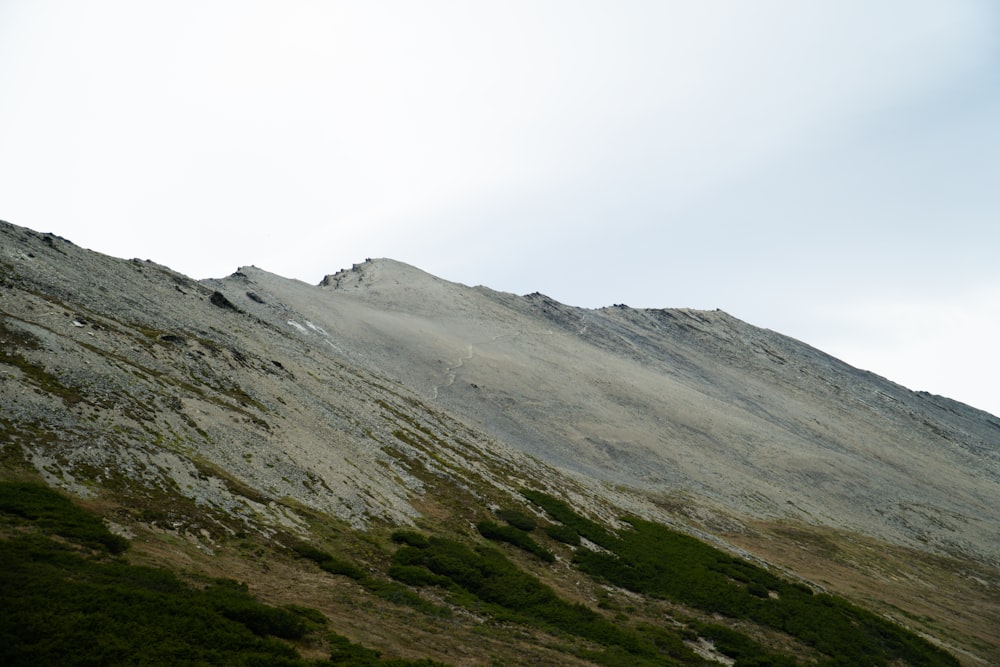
[220,250,1000,566]
[1,219,997,665]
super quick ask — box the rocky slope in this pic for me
[1,219,998,665]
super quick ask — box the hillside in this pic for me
[1,219,998,665]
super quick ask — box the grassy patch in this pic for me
[326,632,447,666]
[389,531,697,665]
[0,481,443,666]
[495,507,537,531]
[524,490,959,667]
[521,489,615,547]
[0,319,86,406]
[0,489,310,665]
[290,540,450,618]
[0,481,127,554]
[476,520,555,562]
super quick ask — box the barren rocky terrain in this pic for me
[2,219,998,665]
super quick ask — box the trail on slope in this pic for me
[429,325,561,400]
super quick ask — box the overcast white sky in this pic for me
[1,1,998,416]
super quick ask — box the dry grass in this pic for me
[726,519,1000,666]
[123,523,603,666]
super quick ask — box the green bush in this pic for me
[292,533,449,617]
[390,530,430,548]
[496,507,537,531]
[284,604,328,627]
[364,579,449,617]
[0,534,315,665]
[203,579,308,639]
[521,489,615,547]
[290,542,333,565]
[319,557,366,581]
[387,564,451,588]
[0,482,448,665]
[326,632,448,665]
[389,536,691,664]
[476,520,555,562]
[523,490,959,667]
[0,481,128,554]
[288,541,366,581]
[544,523,581,545]
[695,622,799,667]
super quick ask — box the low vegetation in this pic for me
[389,531,697,665]
[0,482,441,666]
[0,481,128,554]
[495,507,537,531]
[0,477,964,666]
[290,539,449,617]
[523,490,959,667]
[475,519,555,562]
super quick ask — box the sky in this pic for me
[1,1,998,416]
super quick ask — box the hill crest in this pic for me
[2,218,998,663]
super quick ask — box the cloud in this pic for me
[804,283,1000,416]
[1,1,997,414]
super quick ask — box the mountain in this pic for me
[1,219,997,665]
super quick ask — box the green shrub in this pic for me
[319,557,366,581]
[523,490,959,667]
[0,485,446,665]
[544,523,581,545]
[290,542,333,565]
[390,530,430,548]
[327,632,384,664]
[293,532,449,617]
[496,507,537,531]
[0,481,128,554]
[695,622,799,666]
[521,489,615,547]
[284,604,328,627]
[364,579,449,617]
[476,520,555,562]
[326,632,448,665]
[202,579,308,639]
[0,534,313,665]
[389,536,685,663]
[220,600,309,639]
[289,541,367,582]
[387,564,451,587]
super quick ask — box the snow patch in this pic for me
[305,320,328,335]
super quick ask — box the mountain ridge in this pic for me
[4,217,997,557]
[210,255,1000,563]
[2,218,998,664]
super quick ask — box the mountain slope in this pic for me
[214,258,1000,565]
[1,220,998,665]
